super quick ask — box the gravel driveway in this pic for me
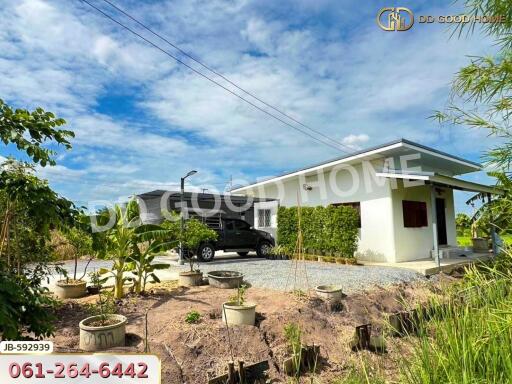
[50,253,425,293]
[176,256,426,293]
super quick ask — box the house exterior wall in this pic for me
[391,182,457,262]
[253,200,279,239]
[243,161,397,262]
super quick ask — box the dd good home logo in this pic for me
[377,7,414,31]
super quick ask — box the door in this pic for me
[222,219,238,248]
[234,220,258,248]
[435,198,448,246]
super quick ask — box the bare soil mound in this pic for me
[51,280,443,383]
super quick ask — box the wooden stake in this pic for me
[227,361,235,384]
[238,360,245,384]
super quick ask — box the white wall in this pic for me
[391,182,457,262]
[243,161,397,262]
[238,157,462,263]
[253,200,279,239]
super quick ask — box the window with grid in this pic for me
[258,209,271,228]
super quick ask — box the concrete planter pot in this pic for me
[315,285,343,301]
[222,302,257,326]
[55,280,87,299]
[179,271,203,286]
[87,286,100,295]
[207,271,244,289]
[79,314,127,351]
[472,237,489,253]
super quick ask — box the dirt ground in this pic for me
[50,276,455,383]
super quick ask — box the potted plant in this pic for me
[346,257,358,265]
[87,270,107,295]
[471,221,489,252]
[173,218,217,287]
[79,289,127,351]
[54,227,93,299]
[315,285,343,302]
[222,284,257,326]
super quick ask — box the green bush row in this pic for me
[277,205,359,258]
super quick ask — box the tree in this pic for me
[433,0,512,235]
[51,226,93,281]
[0,100,75,339]
[0,99,74,167]
[456,213,472,236]
[0,160,77,272]
[162,215,217,272]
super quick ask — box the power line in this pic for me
[42,171,231,190]
[77,0,351,153]
[97,0,356,154]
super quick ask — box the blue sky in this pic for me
[0,0,499,213]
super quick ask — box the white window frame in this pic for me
[258,209,271,228]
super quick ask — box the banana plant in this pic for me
[97,201,178,298]
[127,224,177,294]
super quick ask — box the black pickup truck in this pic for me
[194,217,275,262]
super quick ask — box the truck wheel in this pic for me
[237,252,249,257]
[198,244,215,262]
[256,241,272,258]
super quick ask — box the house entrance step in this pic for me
[431,246,473,260]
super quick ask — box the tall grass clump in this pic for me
[403,247,512,384]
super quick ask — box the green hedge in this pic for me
[277,205,359,258]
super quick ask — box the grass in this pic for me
[334,248,512,384]
[401,249,512,384]
[457,234,512,247]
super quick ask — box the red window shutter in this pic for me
[403,200,427,228]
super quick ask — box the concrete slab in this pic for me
[359,253,492,276]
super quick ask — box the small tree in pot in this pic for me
[79,287,126,351]
[54,226,93,299]
[222,284,257,326]
[164,217,217,286]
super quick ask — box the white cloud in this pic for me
[0,0,497,206]
[342,134,370,147]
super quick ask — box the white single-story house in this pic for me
[232,139,502,263]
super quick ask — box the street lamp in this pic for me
[179,170,197,265]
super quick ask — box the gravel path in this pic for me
[176,257,426,293]
[51,253,425,293]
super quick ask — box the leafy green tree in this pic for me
[0,273,58,340]
[456,213,472,236]
[434,0,512,235]
[0,160,77,272]
[467,172,512,235]
[162,215,218,272]
[0,99,74,166]
[52,226,93,281]
[0,99,75,339]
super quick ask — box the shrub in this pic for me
[0,273,58,340]
[278,205,359,258]
[185,310,201,324]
